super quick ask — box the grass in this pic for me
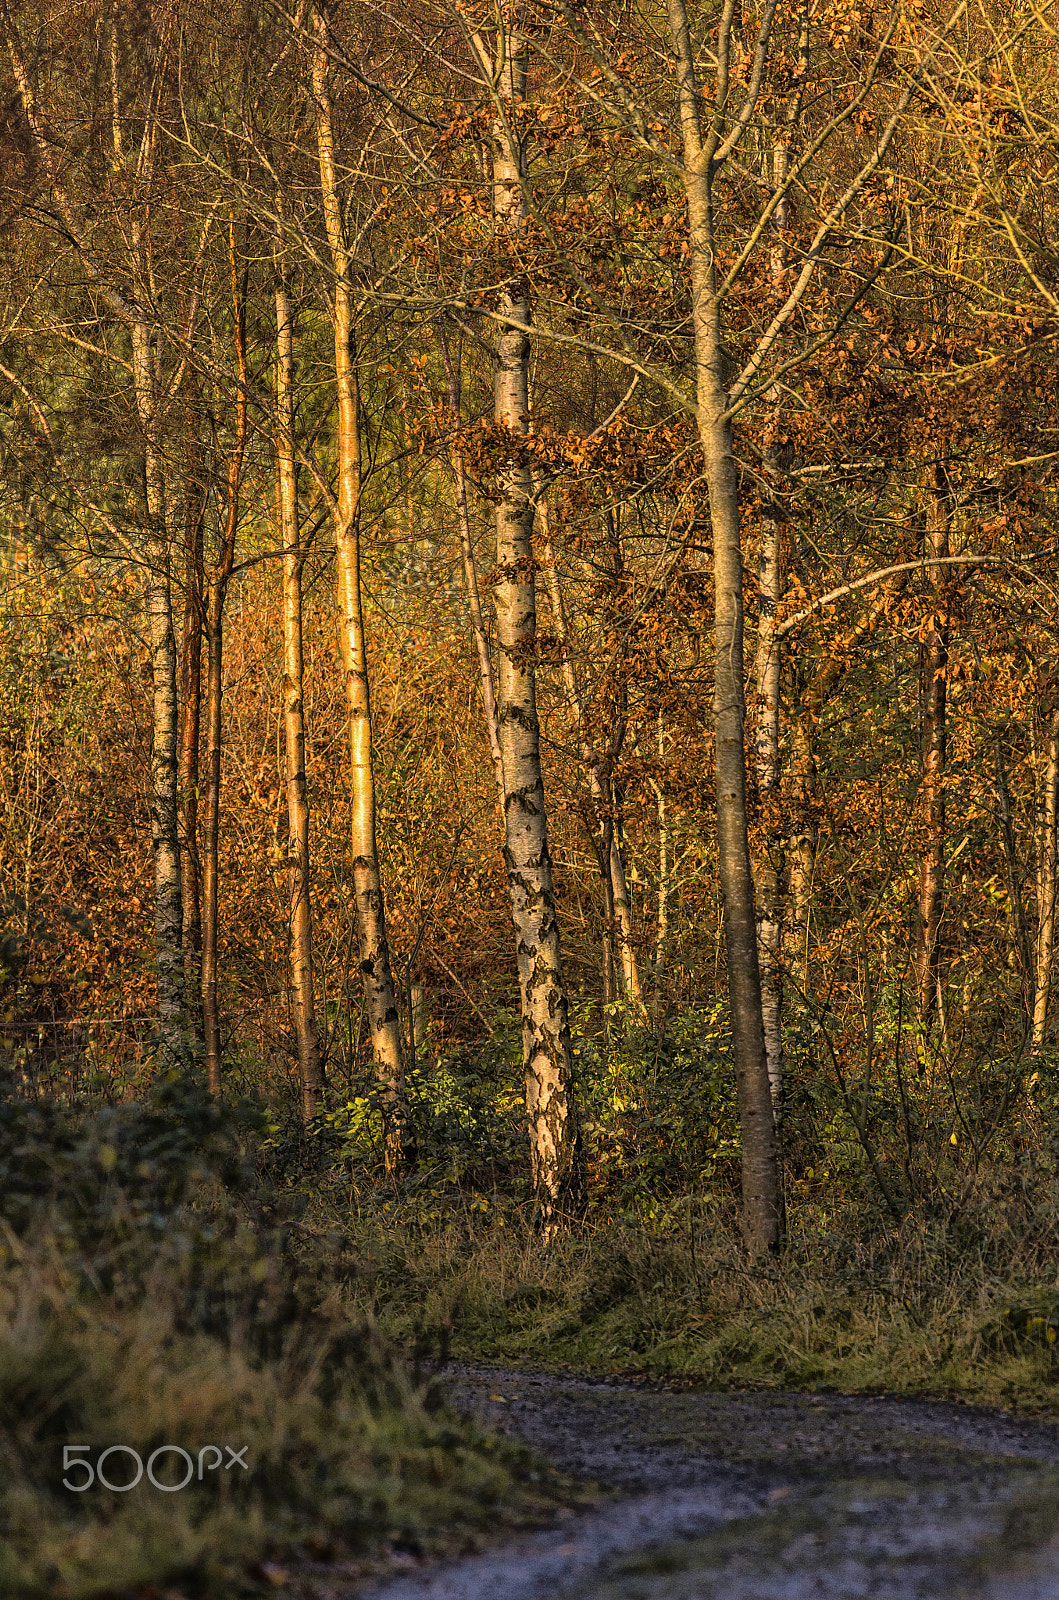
[308,1181,1059,1411]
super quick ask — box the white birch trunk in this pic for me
[485,31,580,1224]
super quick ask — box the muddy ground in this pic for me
[354,1365,1059,1600]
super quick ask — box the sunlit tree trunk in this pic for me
[667,0,780,1251]
[314,12,411,1166]
[275,272,323,1122]
[476,24,580,1225]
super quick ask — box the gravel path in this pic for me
[353,1365,1059,1600]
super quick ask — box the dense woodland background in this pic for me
[3,0,1059,1245]
[8,2,1059,1592]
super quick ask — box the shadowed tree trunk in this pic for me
[179,378,206,1053]
[666,0,780,1251]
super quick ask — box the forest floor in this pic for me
[341,1365,1059,1600]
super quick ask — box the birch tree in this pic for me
[473,19,581,1222]
[0,0,204,1062]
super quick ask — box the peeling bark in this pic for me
[481,26,580,1225]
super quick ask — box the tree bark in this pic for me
[133,322,187,1062]
[751,134,792,1126]
[481,26,580,1226]
[179,379,206,1052]
[667,0,781,1251]
[314,12,411,1167]
[201,219,246,1097]
[275,272,323,1123]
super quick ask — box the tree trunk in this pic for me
[484,28,580,1226]
[275,273,323,1123]
[915,467,951,1028]
[201,217,246,1097]
[179,381,206,1052]
[667,0,781,1251]
[1033,709,1059,1052]
[314,12,411,1167]
[2,3,188,1064]
[751,138,789,1125]
[133,322,187,1063]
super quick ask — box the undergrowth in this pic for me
[0,1069,569,1599]
[305,1187,1059,1410]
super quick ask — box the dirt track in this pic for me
[356,1365,1059,1599]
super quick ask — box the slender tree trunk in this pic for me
[202,581,226,1094]
[133,322,186,1061]
[275,273,323,1123]
[751,134,791,1125]
[179,381,206,1051]
[538,496,645,1017]
[668,0,780,1251]
[2,3,189,1062]
[482,29,580,1225]
[201,228,246,1096]
[314,13,410,1166]
[915,467,951,1027]
[438,327,506,818]
[1034,709,1059,1052]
